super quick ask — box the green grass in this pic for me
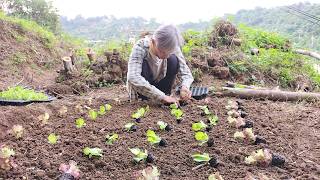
[226,24,320,89]
[182,29,208,57]
[239,24,289,52]
[0,11,56,49]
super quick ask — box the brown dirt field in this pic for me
[0,83,319,179]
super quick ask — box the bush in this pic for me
[239,24,290,52]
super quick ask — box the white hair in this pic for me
[152,24,184,51]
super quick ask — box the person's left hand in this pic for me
[180,86,192,101]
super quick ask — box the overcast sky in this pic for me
[52,0,320,23]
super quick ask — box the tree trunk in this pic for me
[87,48,95,62]
[70,54,76,65]
[220,87,320,102]
[62,57,75,73]
[294,49,320,60]
[233,38,242,46]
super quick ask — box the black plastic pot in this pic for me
[59,173,75,180]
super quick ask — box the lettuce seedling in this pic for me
[83,147,103,158]
[48,133,59,144]
[59,160,80,179]
[133,166,160,180]
[225,100,238,110]
[169,103,178,109]
[38,112,50,124]
[129,148,148,163]
[98,105,106,115]
[228,117,253,129]
[192,153,211,162]
[125,122,137,132]
[245,149,285,167]
[88,109,98,120]
[58,106,68,117]
[192,153,218,168]
[171,109,183,123]
[75,118,86,128]
[207,115,219,126]
[170,103,183,123]
[10,125,24,139]
[0,145,16,171]
[234,128,255,141]
[105,104,112,111]
[195,132,209,145]
[132,106,150,122]
[245,149,271,165]
[106,133,119,145]
[227,110,240,118]
[237,133,266,145]
[157,121,171,131]
[208,172,224,180]
[198,105,211,116]
[192,121,208,131]
[75,104,84,114]
[146,130,166,146]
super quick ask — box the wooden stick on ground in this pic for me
[294,49,320,60]
[221,87,320,102]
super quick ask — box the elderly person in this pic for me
[126,25,194,104]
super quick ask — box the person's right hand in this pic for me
[161,95,179,105]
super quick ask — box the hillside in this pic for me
[0,11,65,89]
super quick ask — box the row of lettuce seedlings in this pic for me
[226,100,286,179]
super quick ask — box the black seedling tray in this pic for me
[0,95,55,106]
[176,86,209,100]
[0,86,56,106]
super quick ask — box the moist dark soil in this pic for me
[1,87,320,179]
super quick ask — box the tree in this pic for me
[4,0,60,33]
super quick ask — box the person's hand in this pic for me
[161,95,179,105]
[180,86,192,101]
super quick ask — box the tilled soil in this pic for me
[1,90,320,180]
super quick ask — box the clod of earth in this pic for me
[145,154,155,164]
[159,139,167,147]
[271,154,285,167]
[254,136,267,145]
[164,124,172,131]
[131,125,137,132]
[206,126,212,132]
[239,110,248,118]
[135,118,141,123]
[240,120,254,129]
[177,119,182,124]
[209,156,219,168]
[207,138,214,147]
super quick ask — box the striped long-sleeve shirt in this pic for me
[126,37,194,101]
